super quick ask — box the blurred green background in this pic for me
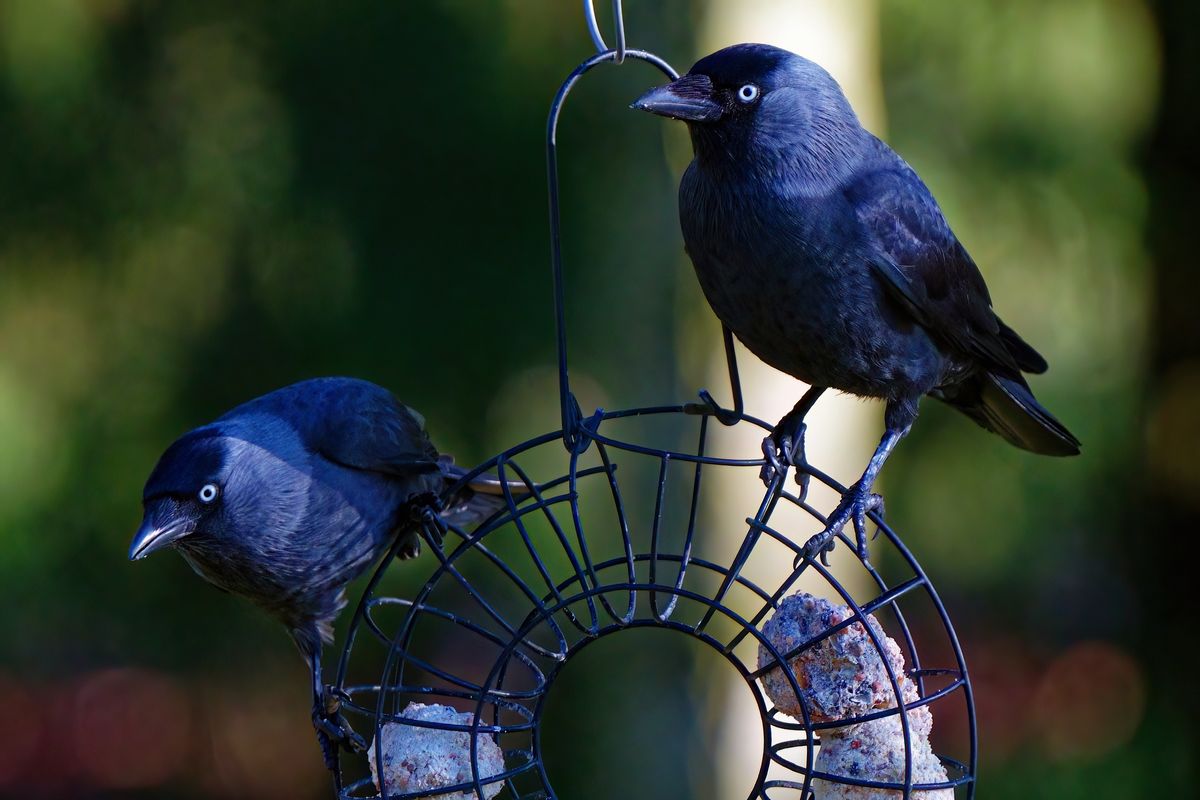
[0,0,1193,797]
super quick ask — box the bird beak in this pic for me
[129,501,195,561]
[631,74,724,122]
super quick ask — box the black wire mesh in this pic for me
[332,409,976,799]
[330,4,977,797]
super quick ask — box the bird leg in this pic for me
[308,649,366,781]
[761,386,826,494]
[796,420,910,567]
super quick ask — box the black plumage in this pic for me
[633,44,1079,561]
[129,377,506,772]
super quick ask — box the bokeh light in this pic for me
[0,673,43,790]
[73,668,192,789]
[203,684,328,798]
[1032,641,1146,762]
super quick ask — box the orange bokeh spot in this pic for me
[201,685,327,799]
[1032,641,1145,762]
[73,668,192,789]
[965,636,1041,761]
[0,674,43,789]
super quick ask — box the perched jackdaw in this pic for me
[130,377,511,774]
[634,44,1078,561]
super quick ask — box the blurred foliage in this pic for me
[877,0,1192,797]
[879,0,1155,593]
[0,0,1190,798]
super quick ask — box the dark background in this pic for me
[0,1,1193,797]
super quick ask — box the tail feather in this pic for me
[937,373,1080,457]
[996,317,1048,374]
[437,457,531,527]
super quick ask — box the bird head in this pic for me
[130,427,231,561]
[632,44,863,173]
[130,416,312,563]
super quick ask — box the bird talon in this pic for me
[345,728,368,753]
[869,494,886,541]
[794,482,886,565]
[793,528,836,569]
[313,713,367,755]
[321,685,342,717]
[786,422,812,498]
[313,689,367,755]
[793,464,810,493]
[762,416,814,493]
[396,535,421,560]
[777,433,793,464]
[760,436,786,487]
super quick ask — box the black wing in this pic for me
[227,377,442,477]
[845,162,1033,378]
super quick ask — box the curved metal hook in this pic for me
[583,0,627,63]
[547,48,678,452]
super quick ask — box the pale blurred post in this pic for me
[689,2,886,796]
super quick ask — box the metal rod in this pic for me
[583,0,627,62]
[546,49,678,451]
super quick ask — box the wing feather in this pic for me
[845,163,1027,377]
[224,377,442,477]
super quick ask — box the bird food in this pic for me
[367,703,506,800]
[758,593,908,721]
[758,593,951,797]
[814,716,952,800]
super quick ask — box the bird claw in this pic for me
[396,534,421,560]
[793,483,884,568]
[401,506,443,556]
[759,422,811,497]
[312,687,367,772]
[798,530,838,568]
[759,436,785,486]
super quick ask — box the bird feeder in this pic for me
[330,3,978,798]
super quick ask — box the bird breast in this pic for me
[679,163,944,399]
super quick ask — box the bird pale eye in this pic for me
[737,84,760,103]
[198,483,220,504]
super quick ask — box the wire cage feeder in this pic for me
[330,4,978,798]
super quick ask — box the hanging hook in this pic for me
[583,0,627,64]
[611,0,626,64]
[546,47,678,451]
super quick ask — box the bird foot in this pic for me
[312,687,367,773]
[794,483,885,567]
[411,505,444,552]
[759,422,811,498]
[396,532,421,560]
[393,514,440,564]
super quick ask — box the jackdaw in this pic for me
[129,377,511,775]
[633,44,1079,562]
